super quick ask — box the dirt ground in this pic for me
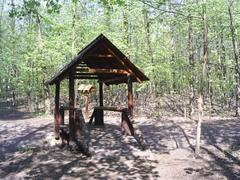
[0,106,240,180]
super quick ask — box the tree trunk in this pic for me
[218,20,227,107]
[143,7,155,100]
[227,0,240,116]
[123,7,130,46]
[44,83,51,113]
[35,13,42,48]
[35,13,51,113]
[71,0,77,57]
[10,0,17,107]
[195,0,208,155]
[188,16,195,117]
[0,0,5,54]
[103,3,111,30]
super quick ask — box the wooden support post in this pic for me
[69,75,75,140]
[121,110,134,136]
[99,82,103,106]
[128,76,133,117]
[59,106,64,125]
[54,82,60,139]
[95,82,104,125]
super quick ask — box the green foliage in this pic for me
[100,0,125,6]
[0,0,239,112]
[45,0,62,14]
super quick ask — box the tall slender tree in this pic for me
[227,0,240,117]
[195,0,208,155]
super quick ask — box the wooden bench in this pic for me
[89,106,134,136]
[88,106,127,125]
[88,106,146,150]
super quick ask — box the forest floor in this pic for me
[0,104,240,179]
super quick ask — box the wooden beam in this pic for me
[75,73,102,76]
[48,40,101,84]
[127,76,133,117]
[102,43,142,83]
[54,82,60,139]
[87,54,113,58]
[74,68,129,75]
[74,76,99,79]
[74,74,125,80]
[74,73,126,77]
[94,106,126,112]
[69,75,75,140]
[99,75,128,84]
[78,64,88,67]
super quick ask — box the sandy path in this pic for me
[0,108,240,179]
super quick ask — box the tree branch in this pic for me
[138,0,201,19]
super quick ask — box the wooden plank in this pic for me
[48,36,102,85]
[47,34,149,85]
[81,60,126,70]
[102,43,142,83]
[99,75,128,84]
[87,54,113,58]
[74,74,118,79]
[69,75,75,140]
[102,36,149,82]
[61,106,82,111]
[74,76,99,79]
[74,68,129,75]
[54,82,60,139]
[94,106,126,112]
[78,64,88,67]
[75,73,100,76]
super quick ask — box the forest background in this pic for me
[0,0,240,120]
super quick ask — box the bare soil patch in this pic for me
[0,107,240,179]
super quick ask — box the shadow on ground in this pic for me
[201,118,240,179]
[0,122,160,179]
[0,103,33,121]
[0,110,240,179]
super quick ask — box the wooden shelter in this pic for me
[47,34,149,140]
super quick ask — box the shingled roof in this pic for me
[47,34,149,85]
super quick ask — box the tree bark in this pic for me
[218,20,227,107]
[0,0,5,54]
[227,0,240,116]
[8,0,17,107]
[195,0,208,155]
[123,7,130,46]
[188,16,195,117]
[143,7,155,100]
[71,0,77,57]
